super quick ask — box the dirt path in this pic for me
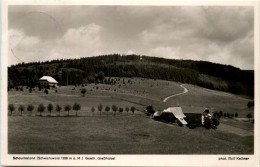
[163,84,188,102]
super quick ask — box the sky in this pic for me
[8,5,254,69]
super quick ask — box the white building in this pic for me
[39,76,58,87]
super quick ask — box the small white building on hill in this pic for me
[39,76,58,87]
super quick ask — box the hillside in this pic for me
[8,54,254,97]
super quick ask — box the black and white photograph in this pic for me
[1,1,259,166]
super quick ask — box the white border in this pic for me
[1,1,259,166]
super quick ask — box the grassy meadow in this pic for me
[8,77,254,154]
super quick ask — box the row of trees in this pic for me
[8,103,81,116]
[8,103,137,117]
[91,104,136,116]
[213,110,253,121]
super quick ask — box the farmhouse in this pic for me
[153,107,188,126]
[39,76,58,87]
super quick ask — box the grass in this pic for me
[8,78,254,154]
[165,84,254,118]
[8,115,253,154]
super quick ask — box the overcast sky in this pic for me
[8,5,254,69]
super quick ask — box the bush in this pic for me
[223,113,227,117]
[73,103,81,116]
[56,104,62,115]
[213,111,220,119]
[105,106,110,112]
[219,110,223,117]
[125,107,129,113]
[64,105,72,116]
[91,107,95,115]
[45,89,48,94]
[247,101,254,108]
[37,104,45,116]
[81,88,87,96]
[18,105,25,115]
[235,112,238,117]
[8,104,15,115]
[98,104,103,116]
[212,117,220,127]
[131,106,136,114]
[47,104,54,114]
[146,105,155,115]
[27,104,34,115]
[112,105,118,115]
[247,113,252,120]
[119,108,123,112]
[227,112,230,118]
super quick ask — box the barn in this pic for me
[39,76,58,87]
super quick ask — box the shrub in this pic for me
[47,104,54,115]
[112,105,118,116]
[105,106,110,112]
[81,88,87,97]
[235,112,238,117]
[91,107,95,116]
[247,113,252,121]
[213,111,220,119]
[98,104,103,116]
[227,112,230,118]
[37,104,45,116]
[119,108,123,113]
[230,113,234,118]
[247,101,254,108]
[18,105,25,115]
[212,117,220,127]
[223,113,227,117]
[73,103,81,116]
[45,89,48,94]
[56,104,62,116]
[64,105,72,116]
[38,84,42,91]
[146,105,155,115]
[219,110,223,117]
[131,106,136,114]
[125,107,129,114]
[8,104,15,116]
[27,104,34,115]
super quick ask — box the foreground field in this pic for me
[8,115,253,154]
[8,78,254,154]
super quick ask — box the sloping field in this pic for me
[8,115,253,154]
[165,84,254,118]
[8,78,254,154]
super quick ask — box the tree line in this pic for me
[8,103,136,117]
[8,54,254,97]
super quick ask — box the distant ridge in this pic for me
[8,54,254,97]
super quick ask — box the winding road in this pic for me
[163,84,188,102]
